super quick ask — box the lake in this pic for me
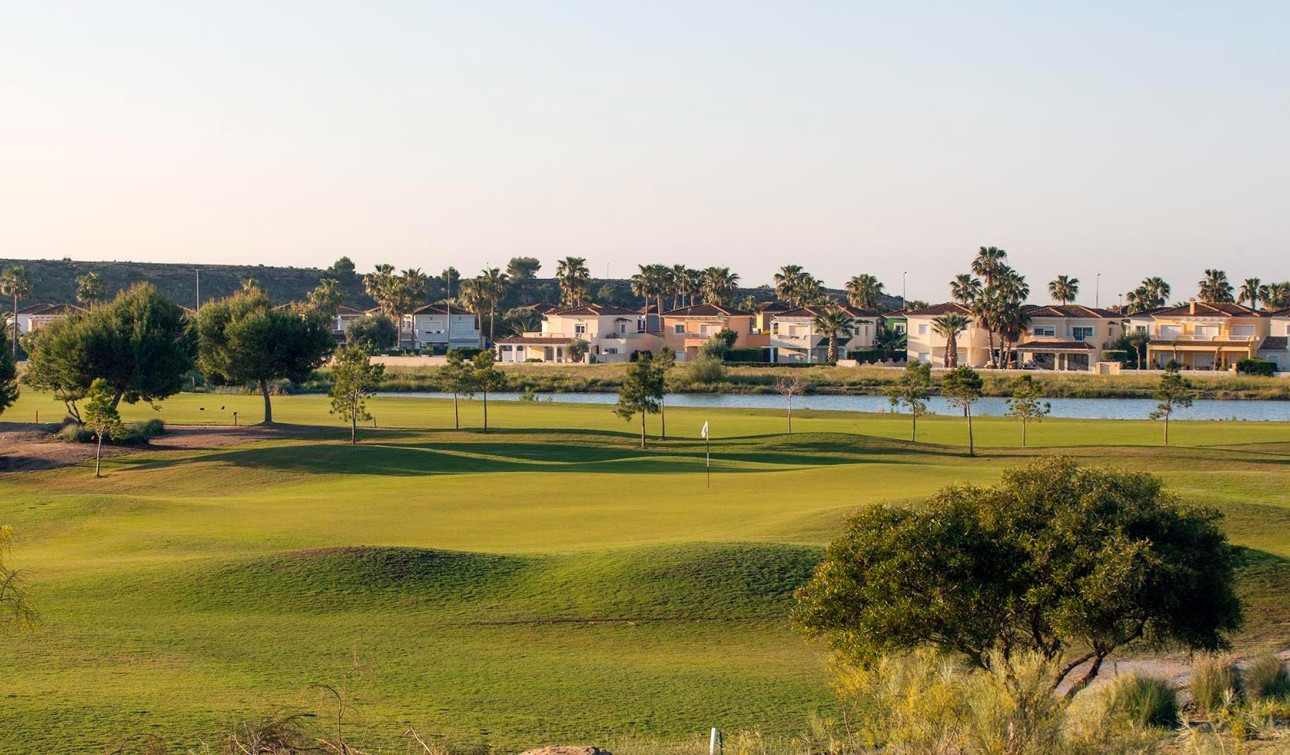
[381,392,1290,422]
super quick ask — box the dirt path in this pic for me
[0,423,322,476]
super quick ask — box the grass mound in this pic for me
[175,542,822,622]
[187,547,532,611]
[521,542,822,621]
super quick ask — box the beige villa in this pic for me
[495,304,660,363]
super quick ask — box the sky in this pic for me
[1,1,1287,304]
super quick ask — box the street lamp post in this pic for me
[902,271,908,309]
[1095,272,1101,309]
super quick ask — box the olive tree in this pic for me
[794,457,1242,699]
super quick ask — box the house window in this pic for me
[1231,325,1255,337]
[1072,326,1094,341]
[1134,325,1148,334]
[917,324,929,335]
[575,323,587,335]
[673,323,685,334]
[1033,326,1056,337]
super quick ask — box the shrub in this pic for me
[1244,654,1290,701]
[136,418,166,438]
[57,422,93,443]
[1101,673,1179,729]
[724,347,767,363]
[1236,358,1277,376]
[685,356,727,385]
[1191,656,1243,713]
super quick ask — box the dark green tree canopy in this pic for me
[0,351,18,416]
[21,283,194,410]
[345,314,398,351]
[196,288,334,422]
[794,457,1242,696]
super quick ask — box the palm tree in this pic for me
[555,257,591,306]
[995,269,1030,304]
[700,267,740,305]
[1142,277,1171,305]
[478,267,511,343]
[844,274,884,310]
[364,264,397,313]
[1264,282,1290,310]
[873,321,907,361]
[949,274,982,306]
[1,266,33,358]
[932,313,971,368]
[971,246,1008,286]
[773,265,807,306]
[1239,278,1264,310]
[631,264,671,320]
[75,271,106,308]
[1198,269,1234,303]
[796,274,826,306]
[812,307,855,364]
[1048,275,1080,305]
[995,303,1031,368]
[970,293,998,368]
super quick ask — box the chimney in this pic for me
[1189,299,1196,315]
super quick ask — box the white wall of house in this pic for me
[412,312,482,348]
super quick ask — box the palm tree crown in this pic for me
[1198,269,1234,303]
[1047,275,1080,305]
[845,274,885,310]
[812,307,855,363]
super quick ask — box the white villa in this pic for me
[409,304,483,350]
[5,303,84,337]
[769,305,879,363]
[495,304,660,363]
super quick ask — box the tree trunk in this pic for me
[489,304,495,344]
[1163,411,1169,445]
[911,412,917,443]
[966,406,974,456]
[640,412,647,448]
[1021,418,1027,447]
[1064,653,1108,700]
[110,389,124,410]
[453,392,460,429]
[482,391,489,433]
[260,379,273,424]
[350,402,357,445]
[787,399,792,434]
[94,433,103,478]
[660,399,666,440]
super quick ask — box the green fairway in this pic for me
[2,392,1289,751]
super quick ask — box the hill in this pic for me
[0,256,902,313]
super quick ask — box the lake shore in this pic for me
[307,362,1290,401]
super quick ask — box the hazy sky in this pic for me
[2,2,1287,303]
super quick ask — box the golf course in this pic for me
[2,391,1289,752]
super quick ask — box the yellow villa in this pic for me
[1136,301,1270,370]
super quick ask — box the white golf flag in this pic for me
[700,421,709,439]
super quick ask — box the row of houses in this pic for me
[495,302,881,363]
[6,302,487,350]
[902,300,1290,371]
[10,298,1290,372]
